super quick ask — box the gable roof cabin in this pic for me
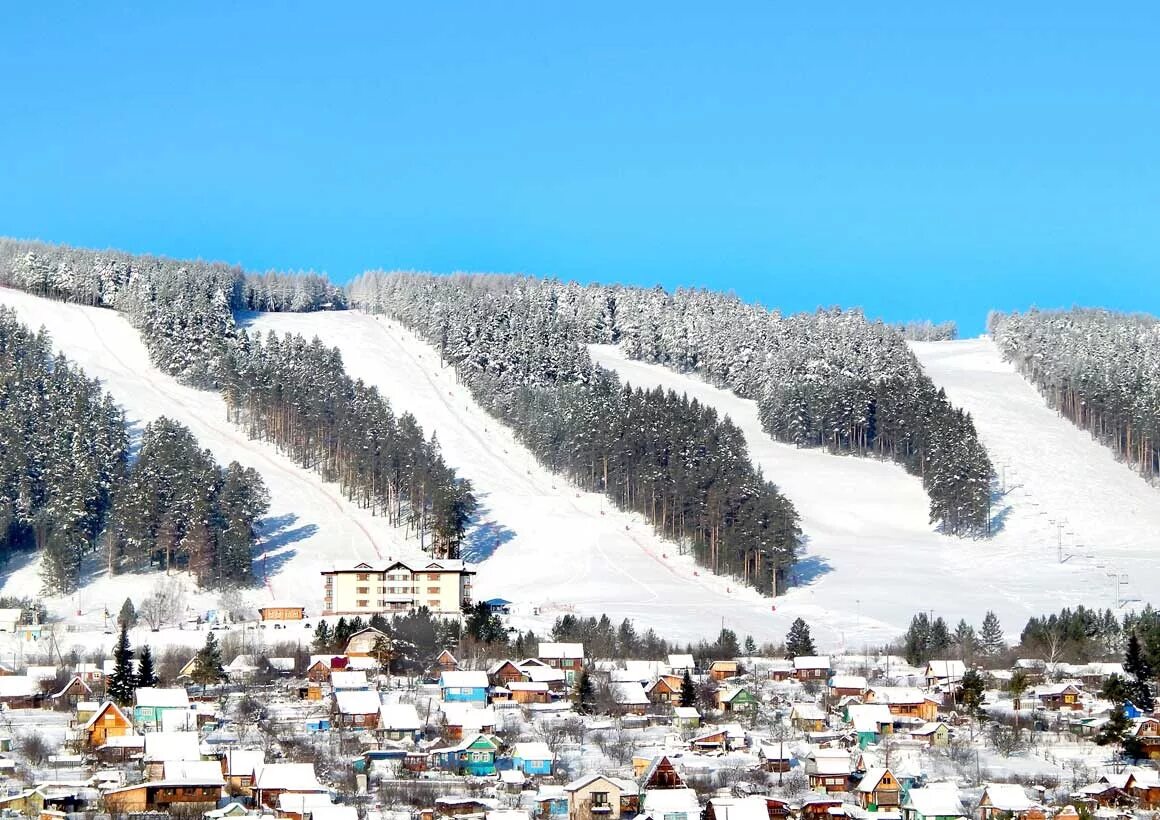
[135,687,191,709]
[612,682,650,712]
[979,784,1036,818]
[163,760,227,786]
[143,731,201,763]
[378,703,422,733]
[924,660,966,686]
[668,654,696,674]
[334,690,382,717]
[538,643,584,664]
[793,656,832,675]
[330,670,370,690]
[830,675,868,694]
[903,784,965,820]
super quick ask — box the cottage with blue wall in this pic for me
[511,741,554,776]
[440,671,490,704]
[433,734,499,776]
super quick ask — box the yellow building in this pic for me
[322,558,475,617]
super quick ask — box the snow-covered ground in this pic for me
[591,341,1160,647]
[912,337,1160,613]
[0,288,420,627]
[245,311,788,644]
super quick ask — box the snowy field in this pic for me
[0,288,419,630]
[2,287,1156,651]
[591,341,1160,646]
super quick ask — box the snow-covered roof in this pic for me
[925,661,965,680]
[612,681,649,705]
[310,807,358,820]
[673,707,700,719]
[441,670,489,688]
[806,749,851,775]
[856,768,892,793]
[794,655,831,670]
[0,676,39,698]
[523,666,566,683]
[538,642,584,659]
[982,784,1034,812]
[26,665,57,681]
[162,760,226,786]
[508,681,549,692]
[848,704,893,733]
[513,741,553,761]
[1036,683,1082,697]
[143,731,200,762]
[82,701,130,731]
[335,690,382,715]
[254,762,325,791]
[910,722,947,737]
[642,787,699,813]
[135,687,190,708]
[278,792,333,813]
[326,558,471,573]
[869,686,925,705]
[223,748,265,777]
[704,797,770,820]
[379,703,421,730]
[331,670,369,689]
[668,654,695,671]
[792,703,826,720]
[831,675,868,690]
[442,703,497,728]
[624,660,667,679]
[903,784,963,818]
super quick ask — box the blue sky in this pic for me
[1,3,1157,334]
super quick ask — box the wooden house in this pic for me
[1036,683,1082,711]
[709,660,740,681]
[639,755,686,789]
[81,701,133,748]
[252,763,328,810]
[830,675,868,699]
[805,749,851,794]
[978,783,1038,820]
[902,785,966,820]
[793,656,831,681]
[432,733,499,776]
[257,603,305,621]
[333,690,381,728]
[1133,717,1160,759]
[508,681,551,704]
[377,703,422,742]
[867,687,939,722]
[791,702,827,732]
[800,795,845,820]
[646,675,682,705]
[433,649,459,673]
[103,765,224,814]
[910,721,950,747]
[345,627,390,658]
[538,642,585,684]
[855,768,901,811]
[718,686,759,713]
[221,748,265,796]
[611,681,650,715]
[757,742,792,773]
[488,660,525,687]
[51,675,92,706]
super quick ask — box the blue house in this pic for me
[511,741,554,776]
[433,733,499,776]
[440,671,489,704]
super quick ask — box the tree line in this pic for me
[989,307,1160,483]
[0,308,268,593]
[349,272,800,595]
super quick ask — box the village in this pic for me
[0,591,1152,820]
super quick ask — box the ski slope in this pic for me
[0,287,418,622]
[246,310,805,644]
[591,342,1160,646]
[912,337,1160,611]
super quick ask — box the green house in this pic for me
[434,733,499,776]
[133,687,191,731]
[719,686,759,712]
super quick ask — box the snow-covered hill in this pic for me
[0,287,420,623]
[592,341,1160,645]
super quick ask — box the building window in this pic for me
[357,586,369,594]
[357,573,369,581]
[428,573,440,580]
[428,586,440,594]
[591,792,609,807]
[357,600,369,608]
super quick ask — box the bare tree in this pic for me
[18,731,56,767]
[138,579,187,631]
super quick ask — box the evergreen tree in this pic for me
[1095,700,1134,754]
[107,623,136,706]
[744,635,757,656]
[929,617,951,654]
[785,618,815,659]
[1124,634,1155,710]
[979,611,1005,656]
[118,598,137,629]
[958,669,986,715]
[1008,668,1030,711]
[312,620,332,653]
[576,670,595,715]
[952,619,977,660]
[136,645,159,688]
[680,671,696,708]
[904,613,932,666]
[191,631,226,686]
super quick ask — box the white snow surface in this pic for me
[0,287,414,623]
[591,339,1160,647]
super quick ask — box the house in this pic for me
[1133,717,1160,759]
[1077,662,1125,688]
[910,722,950,747]
[442,704,498,739]
[0,675,41,708]
[856,768,901,812]
[689,728,730,753]
[321,558,475,616]
[81,701,133,748]
[565,774,637,820]
[489,661,526,687]
[672,706,700,730]
[433,733,500,776]
[508,681,551,704]
[709,660,739,681]
[221,748,265,795]
[978,784,1037,820]
[830,675,868,699]
[611,682,650,715]
[143,731,201,778]
[345,626,390,658]
[794,656,832,681]
[252,762,327,809]
[226,654,259,681]
[133,687,191,731]
[257,602,306,621]
[103,768,223,815]
[334,690,382,728]
[867,687,939,722]
[800,794,845,820]
[847,704,894,748]
[51,675,92,706]
[924,661,966,689]
[767,659,795,681]
[331,670,370,690]
[434,649,460,673]
[0,609,21,632]
[902,784,965,820]
[524,665,568,692]
[539,643,585,684]
[757,742,792,773]
[668,654,696,675]
[639,755,686,789]
[441,670,490,703]
[805,749,851,794]
[511,741,554,776]
[641,781,699,820]
[704,796,780,820]
[378,703,422,742]
[646,676,681,704]
[791,703,827,732]
[718,686,759,713]
[1036,683,1082,711]
[1127,767,1160,809]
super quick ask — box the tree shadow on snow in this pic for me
[989,502,1013,535]
[790,550,832,587]
[254,513,317,577]
[461,499,515,563]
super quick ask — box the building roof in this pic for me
[331,670,370,689]
[792,703,827,720]
[223,748,265,778]
[512,742,554,761]
[278,792,333,813]
[925,660,966,680]
[903,784,964,818]
[441,670,489,688]
[705,797,771,820]
[143,731,200,762]
[538,642,584,659]
[856,768,893,793]
[523,666,566,683]
[831,675,868,690]
[379,703,421,731]
[794,655,832,670]
[982,784,1034,812]
[0,676,39,698]
[848,704,894,733]
[869,687,926,705]
[673,707,700,719]
[162,760,226,786]
[442,704,497,729]
[324,558,472,574]
[508,681,550,692]
[335,690,382,715]
[668,654,696,670]
[612,681,650,706]
[135,687,190,708]
[254,762,325,791]
[82,701,131,731]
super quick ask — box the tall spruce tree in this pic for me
[576,670,595,715]
[136,645,159,688]
[191,631,226,687]
[107,623,136,706]
[1124,634,1155,710]
[785,618,815,659]
[979,611,1005,656]
[680,671,696,708]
